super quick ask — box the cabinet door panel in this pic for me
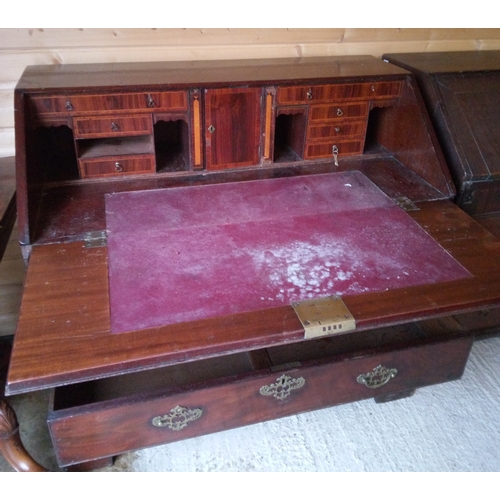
[205,87,262,170]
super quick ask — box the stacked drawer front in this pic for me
[305,102,369,159]
[277,81,403,161]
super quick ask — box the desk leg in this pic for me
[0,399,47,472]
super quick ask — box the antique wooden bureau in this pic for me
[383,50,500,238]
[6,56,500,471]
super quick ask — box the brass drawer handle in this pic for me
[111,122,119,131]
[65,100,73,111]
[114,162,123,172]
[260,373,305,401]
[306,88,313,100]
[336,108,343,117]
[357,365,398,389]
[152,405,203,431]
[147,94,155,107]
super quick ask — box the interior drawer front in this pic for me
[29,91,188,115]
[277,81,402,104]
[73,114,153,138]
[79,155,155,178]
[305,140,365,159]
[48,336,470,467]
[307,121,367,141]
[309,103,369,122]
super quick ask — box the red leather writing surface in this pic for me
[106,172,471,333]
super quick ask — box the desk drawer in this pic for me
[78,155,155,178]
[73,114,153,138]
[48,331,471,468]
[29,91,188,115]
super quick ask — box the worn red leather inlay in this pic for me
[105,171,471,333]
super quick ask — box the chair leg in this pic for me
[0,398,47,472]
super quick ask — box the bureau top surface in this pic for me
[16,55,408,92]
[383,50,500,75]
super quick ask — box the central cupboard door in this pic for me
[205,87,262,170]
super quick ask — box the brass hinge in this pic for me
[292,295,356,339]
[83,231,107,248]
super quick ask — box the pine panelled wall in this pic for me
[0,28,500,156]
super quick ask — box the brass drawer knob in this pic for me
[65,100,73,111]
[260,373,305,401]
[151,405,203,431]
[356,365,398,389]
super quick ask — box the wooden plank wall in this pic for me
[1,28,500,157]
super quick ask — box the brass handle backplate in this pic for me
[151,405,203,431]
[260,373,305,401]
[357,365,398,389]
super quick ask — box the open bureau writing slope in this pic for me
[6,56,500,471]
[383,50,500,239]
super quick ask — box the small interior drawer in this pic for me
[48,325,472,468]
[29,91,188,115]
[308,103,369,122]
[307,121,367,141]
[305,139,365,159]
[277,81,402,105]
[78,154,155,178]
[73,114,153,139]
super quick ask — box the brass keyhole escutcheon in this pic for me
[152,405,203,431]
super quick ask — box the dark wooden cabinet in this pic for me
[7,56,500,470]
[383,51,500,237]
